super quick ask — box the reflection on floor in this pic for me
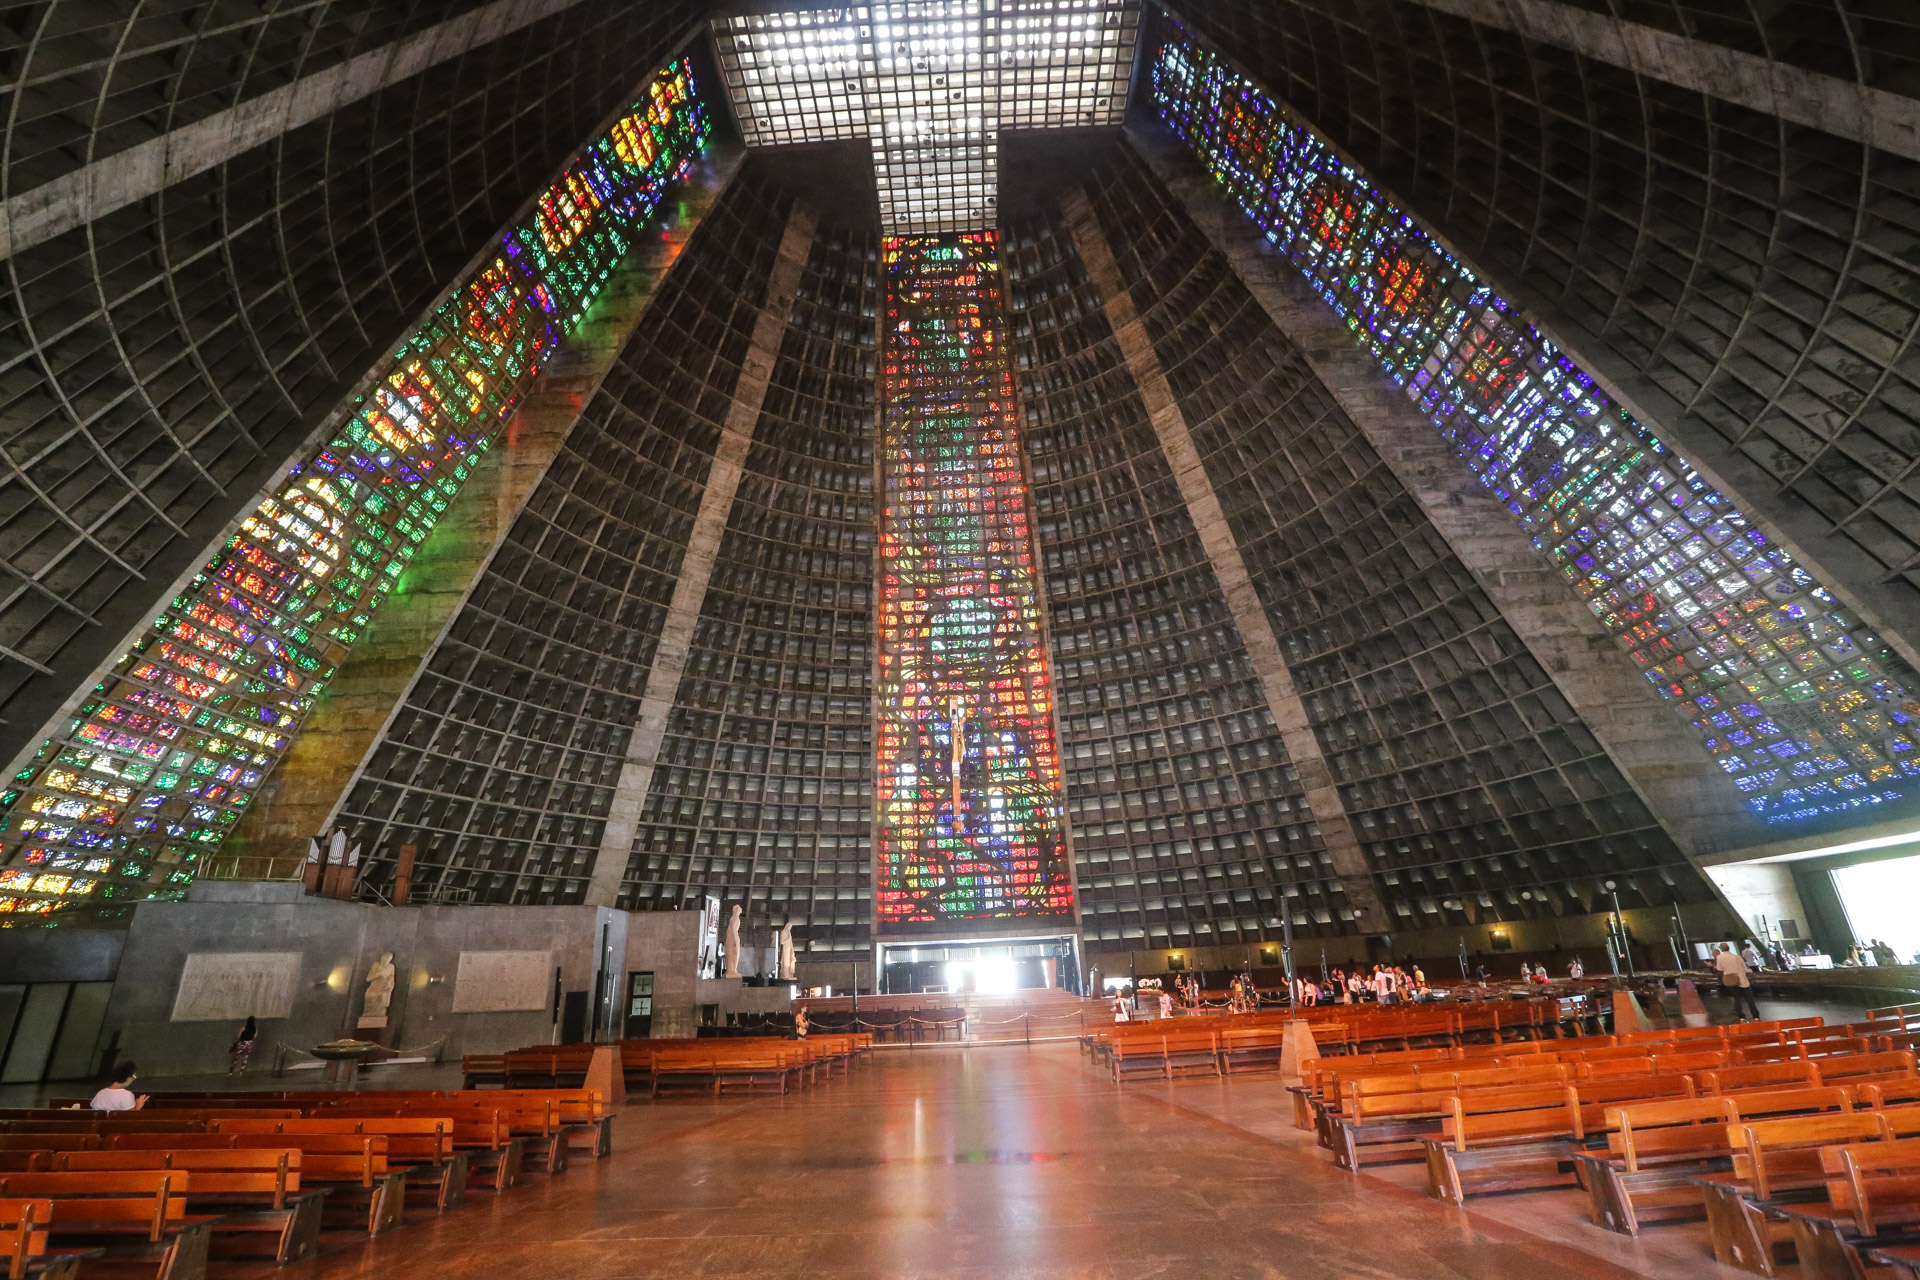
[212,1045,1784,1279]
[11,990,1876,1277]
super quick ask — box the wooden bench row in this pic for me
[0,1086,613,1280]
[461,1035,872,1095]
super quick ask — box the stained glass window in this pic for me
[876,232,1075,926]
[0,59,710,921]
[1151,30,1920,826]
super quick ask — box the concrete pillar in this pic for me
[1061,189,1391,933]
[583,205,820,908]
[1126,125,1768,866]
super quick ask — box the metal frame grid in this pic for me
[875,231,1074,928]
[335,172,792,909]
[0,59,711,920]
[1082,138,1709,928]
[1150,28,1920,829]
[1003,203,1359,947]
[619,221,880,954]
[711,0,1138,234]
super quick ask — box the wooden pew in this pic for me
[1423,1084,1583,1204]
[0,1199,94,1280]
[459,1055,507,1089]
[210,1118,466,1213]
[650,1046,804,1098]
[1218,1027,1286,1076]
[1108,1029,1219,1083]
[53,1150,324,1265]
[1581,1097,1738,1236]
[1700,1112,1893,1275]
[102,1133,402,1236]
[0,1171,209,1280]
[1701,1061,1823,1095]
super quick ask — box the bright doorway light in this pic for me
[1833,856,1920,965]
[945,957,1018,994]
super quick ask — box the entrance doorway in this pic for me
[878,936,1080,995]
[1832,856,1920,965]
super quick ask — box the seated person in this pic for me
[89,1062,147,1111]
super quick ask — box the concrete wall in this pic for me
[1706,864,1813,946]
[77,883,786,1076]
[624,909,701,1040]
[0,929,124,983]
[13,887,799,1077]
[96,882,624,1076]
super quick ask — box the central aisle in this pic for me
[281,1044,1739,1279]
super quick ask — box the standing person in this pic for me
[1568,957,1585,980]
[1714,942,1761,1020]
[1158,988,1174,1020]
[1113,990,1131,1024]
[90,1063,146,1111]
[1740,940,1766,973]
[793,1008,810,1039]
[227,1016,257,1077]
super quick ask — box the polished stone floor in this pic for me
[239,1042,1752,1280]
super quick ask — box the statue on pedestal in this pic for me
[359,952,395,1028]
[724,904,743,979]
[778,923,797,981]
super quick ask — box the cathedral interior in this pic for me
[3,4,1920,1276]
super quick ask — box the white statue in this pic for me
[360,952,396,1026]
[724,904,743,979]
[778,923,797,981]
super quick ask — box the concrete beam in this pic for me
[1060,187,1392,933]
[221,150,748,881]
[1400,0,1920,164]
[0,0,607,259]
[583,205,820,908]
[1126,123,1768,864]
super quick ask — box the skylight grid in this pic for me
[712,1,1137,235]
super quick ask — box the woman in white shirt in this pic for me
[89,1063,146,1111]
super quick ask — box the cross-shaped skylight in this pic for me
[711,1,1140,235]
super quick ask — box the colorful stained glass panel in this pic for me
[0,60,710,919]
[876,232,1075,926]
[1151,30,1920,826]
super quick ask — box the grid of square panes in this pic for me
[711,1,1137,235]
[333,176,791,906]
[874,232,1075,927]
[620,223,880,955]
[0,58,712,920]
[1002,206,1353,946]
[1151,24,1920,827]
[1083,142,1712,924]
[0,2,704,749]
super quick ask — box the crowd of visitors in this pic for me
[1287,964,1433,1007]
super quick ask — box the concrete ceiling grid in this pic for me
[1064,138,1715,936]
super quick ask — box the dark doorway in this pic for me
[560,990,589,1044]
